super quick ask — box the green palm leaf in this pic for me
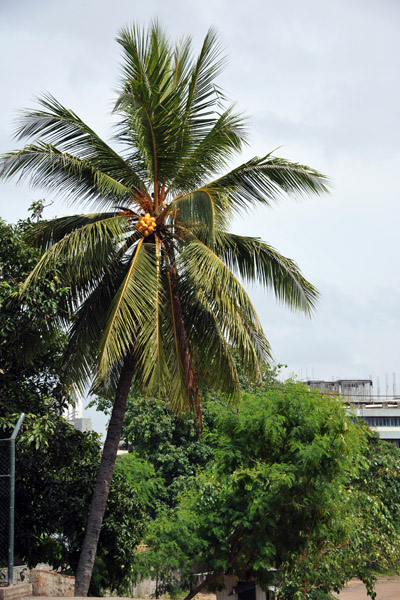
[0,143,136,211]
[20,215,132,298]
[14,93,148,192]
[214,231,318,315]
[180,238,270,373]
[170,190,216,245]
[204,153,330,215]
[171,107,247,191]
[177,276,242,400]
[134,239,171,396]
[97,239,158,383]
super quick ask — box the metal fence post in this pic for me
[8,437,15,586]
[7,414,24,586]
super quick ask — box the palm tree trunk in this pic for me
[74,357,136,597]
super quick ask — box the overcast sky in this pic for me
[1,0,399,433]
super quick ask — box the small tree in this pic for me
[277,433,400,599]
[135,383,369,598]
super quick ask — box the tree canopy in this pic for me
[0,216,69,415]
[133,384,400,600]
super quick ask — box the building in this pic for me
[63,392,92,433]
[305,378,400,447]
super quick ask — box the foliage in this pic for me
[120,393,215,510]
[0,413,148,594]
[90,453,153,595]
[134,387,400,600]
[100,362,284,512]
[134,383,367,597]
[277,433,400,599]
[0,216,70,415]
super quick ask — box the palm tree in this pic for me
[0,22,328,596]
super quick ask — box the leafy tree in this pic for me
[136,389,400,600]
[134,384,367,598]
[0,217,69,415]
[121,393,214,510]
[277,433,400,599]
[109,362,284,511]
[0,22,329,595]
[0,414,148,596]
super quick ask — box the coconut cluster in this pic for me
[137,213,156,237]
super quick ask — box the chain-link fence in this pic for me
[0,414,24,586]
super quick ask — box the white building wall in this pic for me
[63,392,83,420]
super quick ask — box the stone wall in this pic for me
[0,566,29,585]
[29,569,75,597]
[131,576,157,597]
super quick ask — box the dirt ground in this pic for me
[193,582,400,600]
[334,576,400,599]
[22,581,400,600]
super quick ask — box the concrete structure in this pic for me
[0,583,33,600]
[63,393,92,433]
[131,576,156,598]
[304,379,373,403]
[67,417,92,433]
[305,379,400,447]
[0,567,74,598]
[0,566,29,586]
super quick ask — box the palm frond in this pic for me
[115,22,189,186]
[64,262,129,394]
[24,212,119,249]
[135,237,170,394]
[13,93,147,193]
[0,143,137,211]
[204,153,330,215]
[171,106,247,191]
[169,189,216,245]
[180,238,271,376]
[20,215,133,300]
[115,23,246,190]
[177,275,242,401]
[172,35,193,89]
[163,254,192,414]
[97,240,158,382]
[184,27,226,128]
[215,232,319,315]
